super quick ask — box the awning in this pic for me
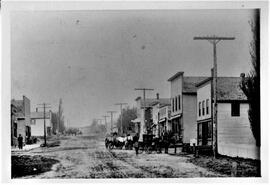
[170,113,182,120]
[131,118,141,123]
[158,118,166,123]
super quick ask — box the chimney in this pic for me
[240,73,245,78]
[156,93,159,100]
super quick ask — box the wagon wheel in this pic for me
[145,146,152,154]
[108,143,114,150]
[138,145,144,154]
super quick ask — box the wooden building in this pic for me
[168,72,207,144]
[196,77,259,159]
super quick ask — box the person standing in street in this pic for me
[133,133,139,156]
[18,134,23,150]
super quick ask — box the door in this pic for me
[202,123,208,145]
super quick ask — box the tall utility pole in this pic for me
[115,103,128,135]
[134,88,154,137]
[103,115,110,134]
[37,103,51,146]
[193,36,235,158]
[107,111,117,133]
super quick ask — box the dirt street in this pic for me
[12,135,225,178]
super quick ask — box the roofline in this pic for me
[167,72,184,81]
[195,77,212,87]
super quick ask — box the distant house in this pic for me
[149,96,171,137]
[168,72,207,144]
[196,77,259,159]
[30,110,53,137]
[132,94,169,141]
[11,95,31,146]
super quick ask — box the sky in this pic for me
[11,9,256,127]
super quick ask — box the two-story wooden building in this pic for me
[196,77,259,159]
[168,72,207,144]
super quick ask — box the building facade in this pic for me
[196,77,259,159]
[11,95,31,146]
[168,72,207,144]
[31,110,53,137]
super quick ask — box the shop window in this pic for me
[231,102,240,116]
[198,123,202,139]
[207,121,212,139]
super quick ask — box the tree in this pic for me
[51,112,58,134]
[116,107,137,134]
[57,98,65,134]
[240,13,260,147]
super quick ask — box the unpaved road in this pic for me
[13,135,225,178]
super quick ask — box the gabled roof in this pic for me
[196,77,247,101]
[167,72,184,81]
[217,77,247,101]
[31,112,50,119]
[183,77,209,94]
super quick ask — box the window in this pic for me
[175,96,178,111]
[199,102,201,116]
[172,98,174,112]
[14,123,17,137]
[231,102,240,116]
[207,121,212,139]
[198,123,202,139]
[178,95,181,110]
[202,100,205,116]
[206,99,209,115]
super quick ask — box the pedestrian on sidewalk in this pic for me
[133,133,139,156]
[18,134,23,150]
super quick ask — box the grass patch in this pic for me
[12,155,59,178]
[188,154,260,177]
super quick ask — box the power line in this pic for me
[37,103,51,146]
[193,35,235,158]
[115,103,128,135]
[107,111,117,134]
[103,115,110,134]
[134,88,154,138]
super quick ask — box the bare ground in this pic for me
[11,135,225,178]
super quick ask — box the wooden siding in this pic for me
[170,75,183,116]
[217,103,259,159]
[182,94,197,144]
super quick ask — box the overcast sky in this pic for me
[11,9,256,127]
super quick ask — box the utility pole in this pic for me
[37,103,51,146]
[193,36,235,158]
[107,111,117,134]
[115,103,128,135]
[103,115,110,134]
[134,88,154,137]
